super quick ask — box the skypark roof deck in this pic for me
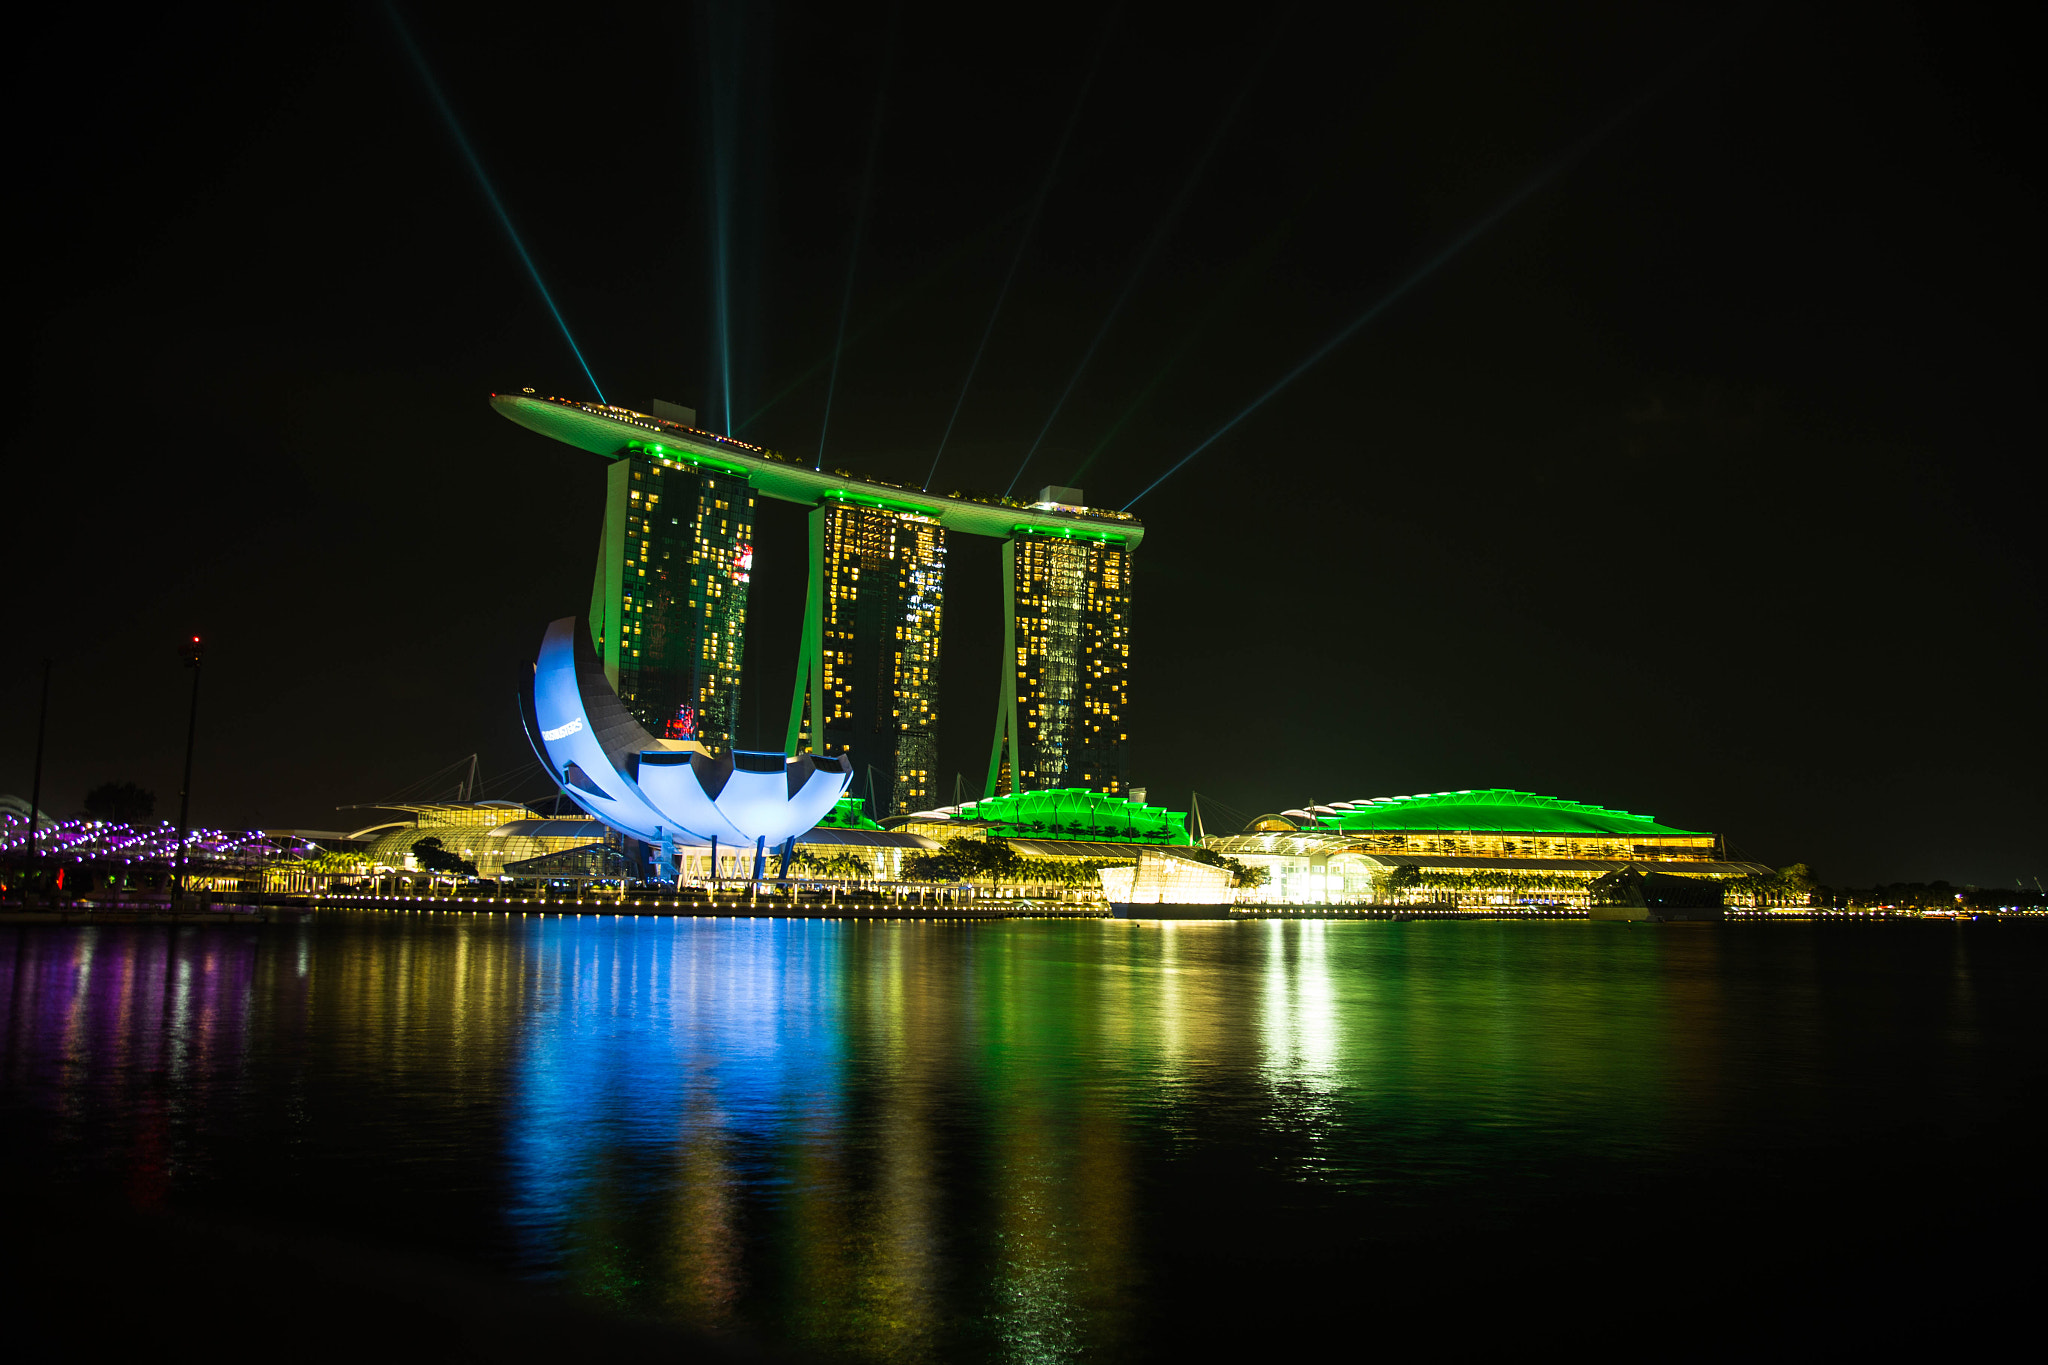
[491,392,1145,547]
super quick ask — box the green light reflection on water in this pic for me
[4,914,2038,1362]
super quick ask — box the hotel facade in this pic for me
[495,393,1143,818]
[589,446,754,750]
[786,500,947,816]
[988,519,1133,801]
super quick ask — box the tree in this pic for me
[901,849,959,883]
[83,781,155,824]
[903,839,1021,888]
[412,837,477,878]
[1384,865,1599,902]
[1019,856,1130,889]
[794,849,874,880]
[1180,845,1267,889]
[949,839,1021,887]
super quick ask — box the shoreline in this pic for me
[0,893,1959,926]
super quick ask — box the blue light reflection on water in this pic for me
[503,918,847,1287]
[3,914,2045,1361]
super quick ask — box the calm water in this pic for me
[4,913,2043,1356]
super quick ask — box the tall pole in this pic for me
[26,658,50,893]
[172,635,204,904]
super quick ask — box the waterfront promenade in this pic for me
[0,890,1918,924]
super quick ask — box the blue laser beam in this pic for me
[1002,14,1286,497]
[1122,103,1644,511]
[818,10,897,470]
[924,7,1119,492]
[385,3,606,404]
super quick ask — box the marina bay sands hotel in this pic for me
[492,392,1142,816]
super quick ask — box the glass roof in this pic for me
[950,788,1193,845]
[815,795,883,831]
[1313,789,1707,837]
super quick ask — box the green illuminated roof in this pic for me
[814,795,883,831]
[950,788,1191,845]
[1314,790,1708,838]
[491,393,1145,547]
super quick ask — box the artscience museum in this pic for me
[522,616,852,878]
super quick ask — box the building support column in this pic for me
[591,458,630,692]
[984,538,1021,798]
[785,505,827,755]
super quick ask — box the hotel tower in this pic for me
[493,394,1142,810]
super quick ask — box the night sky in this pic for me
[8,2,2040,886]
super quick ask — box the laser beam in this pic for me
[1068,207,1311,489]
[817,11,897,470]
[924,7,1120,492]
[702,1,745,434]
[1003,13,1286,498]
[385,3,606,403]
[736,214,1017,435]
[1122,102,1646,511]
[713,192,733,434]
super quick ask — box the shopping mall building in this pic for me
[320,785,1767,909]
[1205,789,1770,908]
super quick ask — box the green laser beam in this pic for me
[817,10,898,469]
[386,2,606,402]
[734,213,1018,437]
[925,6,1121,491]
[1007,10,1289,497]
[1123,90,1662,509]
[1066,226,1289,489]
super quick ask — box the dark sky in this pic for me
[8,2,2041,886]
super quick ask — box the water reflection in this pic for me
[505,920,849,1321]
[4,925,290,1208]
[496,919,1146,1358]
[1261,919,1341,1095]
[3,915,2037,1362]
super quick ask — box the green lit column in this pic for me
[785,505,828,754]
[591,458,629,692]
[984,538,1021,798]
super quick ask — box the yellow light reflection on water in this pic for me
[12,911,1961,1362]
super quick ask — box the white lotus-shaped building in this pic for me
[523,617,851,862]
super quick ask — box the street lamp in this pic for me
[25,659,50,897]
[171,634,203,906]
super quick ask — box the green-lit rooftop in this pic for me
[889,788,1192,845]
[1267,790,1709,838]
[813,795,883,832]
[491,392,1145,547]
